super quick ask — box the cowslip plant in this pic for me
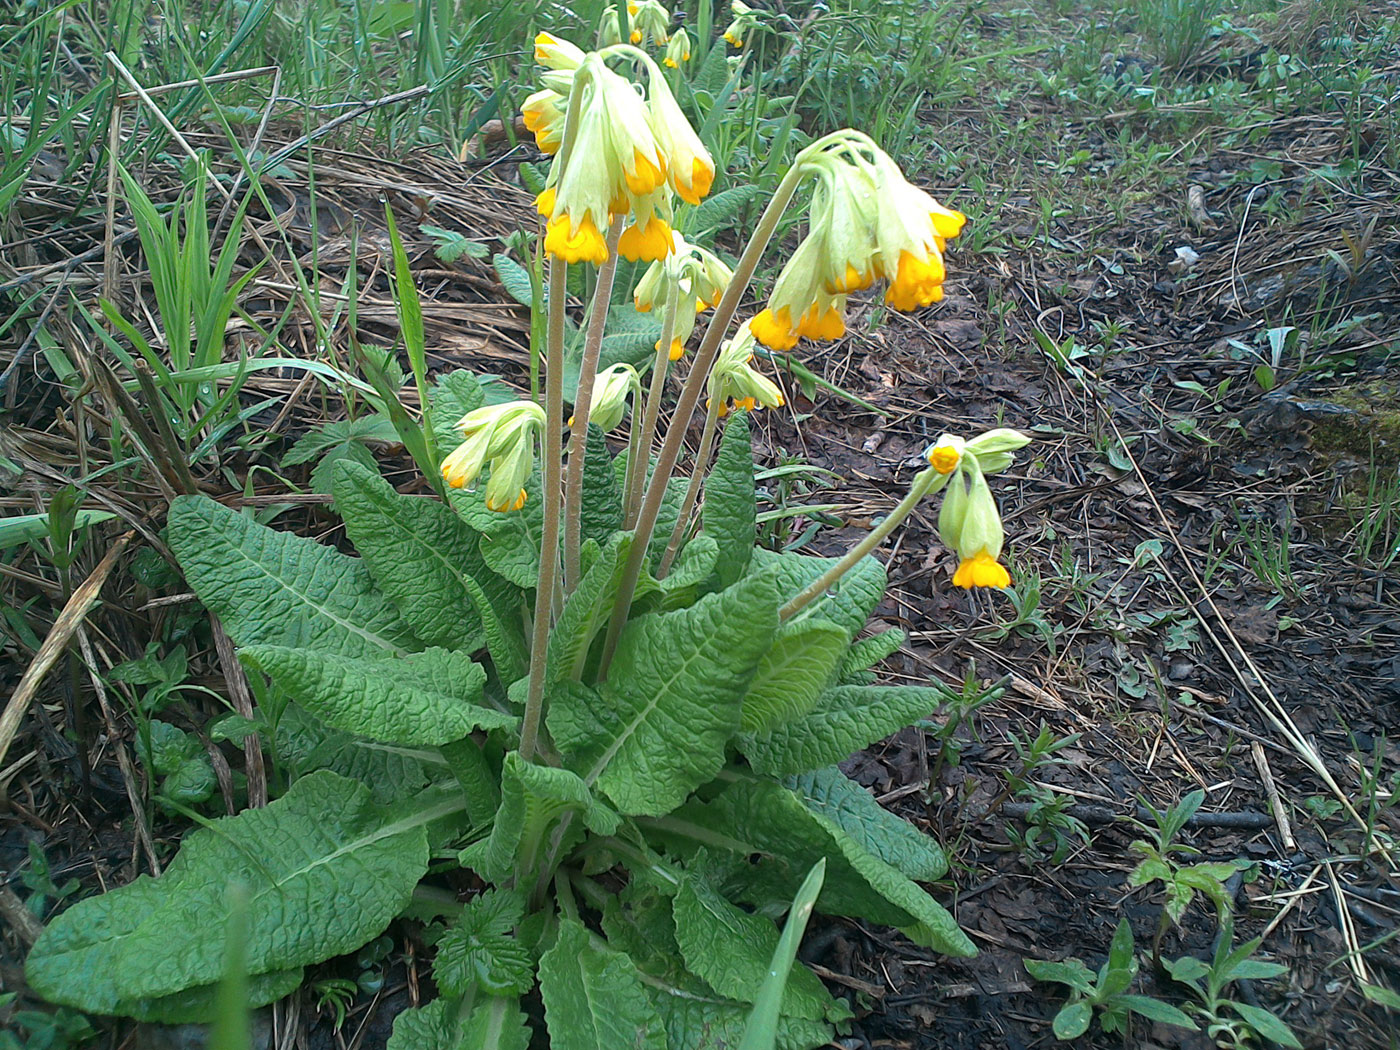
[25,12,1034,1049]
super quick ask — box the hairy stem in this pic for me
[656,390,722,577]
[623,281,680,528]
[562,221,625,592]
[779,467,940,621]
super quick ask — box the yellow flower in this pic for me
[949,463,1009,588]
[632,232,732,357]
[953,552,1010,589]
[574,363,640,432]
[928,428,1029,588]
[534,32,585,70]
[926,434,965,475]
[646,74,715,205]
[722,0,756,47]
[521,89,566,154]
[629,0,672,47]
[664,28,691,67]
[710,321,786,413]
[861,149,965,311]
[750,235,827,351]
[440,401,546,512]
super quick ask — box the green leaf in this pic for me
[740,684,948,776]
[683,780,975,957]
[493,253,534,308]
[740,620,848,733]
[310,441,378,498]
[460,996,533,1050]
[580,425,623,546]
[839,629,905,681]
[448,472,546,588]
[784,768,946,882]
[282,416,399,467]
[704,411,756,588]
[239,645,507,746]
[647,475,693,570]
[390,998,530,1050]
[1023,958,1096,995]
[388,1000,458,1050]
[434,889,533,997]
[655,993,832,1050]
[26,772,457,1014]
[538,919,666,1050]
[660,534,718,601]
[1115,995,1197,1029]
[463,574,530,686]
[333,460,497,652]
[548,569,780,815]
[691,185,763,238]
[548,535,631,684]
[432,369,487,451]
[462,752,618,885]
[1052,1001,1092,1040]
[167,495,418,659]
[419,223,491,263]
[672,876,838,1022]
[751,547,886,635]
[120,969,304,1024]
[1229,1001,1303,1048]
[274,704,433,804]
[1101,919,1137,996]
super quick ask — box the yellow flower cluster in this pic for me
[633,231,733,359]
[722,0,758,48]
[523,35,716,267]
[925,429,1030,588]
[750,140,965,352]
[440,402,548,512]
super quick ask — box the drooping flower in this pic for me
[861,149,965,311]
[521,88,566,154]
[645,73,715,206]
[598,6,623,46]
[633,232,733,358]
[927,427,1029,588]
[709,320,786,416]
[722,0,757,47]
[440,401,547,512]
[664,28,691,67]
[534,32,585,70]
[572,363,641,432]
[628,0,672,48]
[617,188,674,263]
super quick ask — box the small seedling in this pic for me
[1025,918,1197,1039]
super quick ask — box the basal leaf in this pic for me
[654,991,832,1050]
[167,495,418,658]
[548,534,630,684]
[740,620,848,733]
[27,771,459,1013]
[119,969,304,1024]
[549,569,779,815]
[433,889,533,997]
[739,684,948,776]
[704,410,755,588]
[432,369,487,451]
[460,996,534,1050]
[333,459,498,652]
[240,645,508,746]
[750,547,886,636]
[274,704,433,804]
[448,472,546,588]
[682,779,975,957]
[580,425,623,547]
[463,574,530,686]
[538,919,666,1050]
[838,628,905,683]
[463,752,618,885]
[784,767,946,882]
[672,876,839,1022]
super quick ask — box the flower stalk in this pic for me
[623,279,680,527]
[656,387,723,577]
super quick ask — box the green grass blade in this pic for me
[737,858,826,1050]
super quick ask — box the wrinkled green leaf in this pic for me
[538,919,666,1050]
[168,495,418,658]
[740,620,848,733]
[704,411,755,588]
[240,645,506,746]
[434,889,533,997]
[448,472,546,588]
[580,425,623,547]
[751,547,886,635]
[27,772,456,1013]
[1052,1000,1092,1040]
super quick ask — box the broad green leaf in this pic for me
[740,620,848,733]
[538,919,666,1050]
[434,889,533,997]
[493,253,534,308]
[704,410,755,588]
[691,184,763,237]
[462,752,618,885]
[388,1000,458,1050]
[647,475,692,569]
[784,768,946,882]
[463,574,530,686]
[548,569,780,815]
[548,535,631,684]
[390,998,529,1050]
[663,534,717,595]
[27,772,458,1013]
[448,472,546,588]
[1052,1001,1092,1040]
[167,495,418,658]
[120,969,303,1024]
[274,704,433,804]
[333,460,499,651]
[580,424,623,547]
[240,646,507,746]
[838,628,905,682]
[672,877,838,1022]
[740,684,948,776]
[310,441,378,498]
[281,415,398,467]
[750,547,886,635]
[682,780,975,957]
[1101,919,1137,996]
[460,997,533,1050]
